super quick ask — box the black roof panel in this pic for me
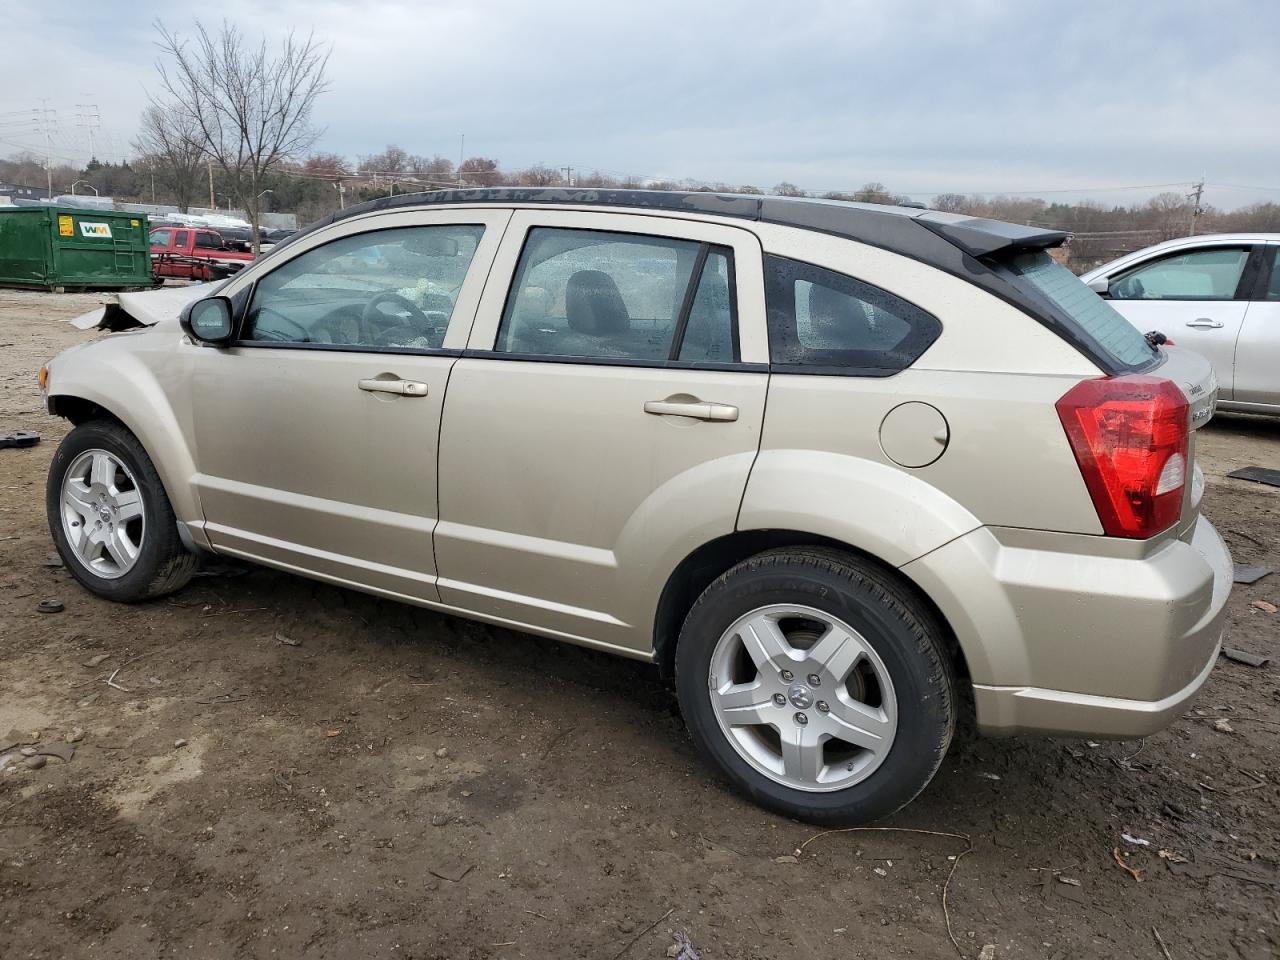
[290,187,1067,261]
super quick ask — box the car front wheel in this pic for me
[675,547,955,824]
[47,419,197,602]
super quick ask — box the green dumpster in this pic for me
[0,206,155,290]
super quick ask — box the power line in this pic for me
[1207,181,1280,195]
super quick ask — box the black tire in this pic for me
[675,547,955,824]
[46,419,197,603]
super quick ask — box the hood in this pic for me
[68,282,224,332]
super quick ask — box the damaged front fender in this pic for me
[67,282,226,332]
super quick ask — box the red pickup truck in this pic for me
[149,226,255,281]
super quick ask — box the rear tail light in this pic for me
[1056,375,1189,539]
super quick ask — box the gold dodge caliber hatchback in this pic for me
[41,189,1231,823]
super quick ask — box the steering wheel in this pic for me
[250,305,311,342]
[360,292,431,342]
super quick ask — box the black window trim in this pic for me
[460,349,766,373]
[229,221,488,353]
[1246,243,1277,301]
[762,254,942,379]
[490,225,743,366]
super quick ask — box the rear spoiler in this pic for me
[913,212,1070,258]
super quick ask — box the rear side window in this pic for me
[195,232,220,250]
[1005,252,1154,368]
[763,256,941,375]
[498,228,737,363]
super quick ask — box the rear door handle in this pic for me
[1186,318,1224,329]
[643,399,738,422]
[358,378,428,397]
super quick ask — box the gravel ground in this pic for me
[1,288,1278,960]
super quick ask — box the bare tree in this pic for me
[132,102,205,212]
[459,157,502,187]
[154,20,329,252]
[515,164,561,187]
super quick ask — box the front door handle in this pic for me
[1186,318,1224,329]
[358,378,428,397]
[644,399,739,422]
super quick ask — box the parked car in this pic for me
[1082,233,1279,415]
[149,225,255,281]
[40,189,1231,824]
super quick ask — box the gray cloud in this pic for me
[5,0,1278,207]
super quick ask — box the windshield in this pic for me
[1005,252,1155,369]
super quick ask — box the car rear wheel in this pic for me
[47,420,197,602]
[675,547,955,824]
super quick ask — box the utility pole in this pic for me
[207,157,215,209]
[36,100,55,197]
[457,134,465,187]
[74,102,100,162]
[1187,177,1205,237]
[562,166,573,187]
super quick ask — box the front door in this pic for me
[189,210,510,602]
[1103,244,1252,397]
[434,210,770,653]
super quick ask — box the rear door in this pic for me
[1102,244,1252,397]
[434,210,769,652]
[1234,243,1280,408]
[189,209,510,601]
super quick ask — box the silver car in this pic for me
[40,189,1232,824]
[1082,233,1280,414]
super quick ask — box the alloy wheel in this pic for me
[707,604,898,792]
[59,448,146,580]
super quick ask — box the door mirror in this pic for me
[181,296,235,345]
[1087,276,1111,296]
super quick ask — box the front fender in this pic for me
[47,330,205,541]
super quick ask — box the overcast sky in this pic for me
[4,0,1278,208]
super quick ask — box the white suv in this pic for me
[1082,233,1279,414]
[41,189,1231,823]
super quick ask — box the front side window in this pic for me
[1109,246,1250,301]
[497,228,737,362]
[149,229,171,246]
[763,256,941,374]
[243,224,485,349]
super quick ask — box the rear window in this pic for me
[1005,252,1154,368]
[763,255,941,375]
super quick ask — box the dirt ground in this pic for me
[1,288,1278,960]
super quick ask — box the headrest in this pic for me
[566,270,629,335]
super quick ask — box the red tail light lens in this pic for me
[1056,376,1189,539]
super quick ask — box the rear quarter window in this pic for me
[763,255,941,375]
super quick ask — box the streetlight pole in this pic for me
[70,180,98,196]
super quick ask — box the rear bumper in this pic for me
[902,515,1232,738]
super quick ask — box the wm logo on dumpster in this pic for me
[79,222,113,239]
